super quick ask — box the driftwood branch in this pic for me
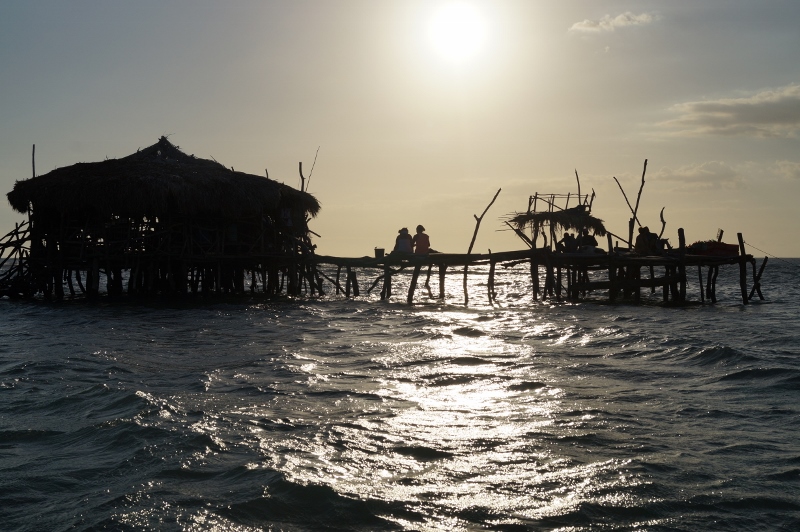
[306,146,320,191]
[467,188,501,255]
[658,207,667,238]
[464,188,501,305]
[575,169,581,205]
[32,144,36,178]
[504,221,533,248]
[632,159,648,227]
[613,176,639,225]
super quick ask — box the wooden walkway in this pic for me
[313,230,767,306]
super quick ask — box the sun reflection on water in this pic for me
[224,305,649,529]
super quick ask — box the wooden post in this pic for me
[438,264,446,300]
[737,233,748,304]
[748,257,767,301]
[628,218,635,252]
[678,228,686,302]
[350,269,360,297]
[424,264,433,298]
[607,234,617,301]
[89,257,100,298]
[75,268,85,294]
[381,265,392,300]
[488,259,496,304]
[65,270,75,297]
[530,258,539,301]
[407,264,421,304]
[650,265,656,293]
[335,266,342,295]
[555,264,562,299]
[698,266,705,303]
[711,266,719,303]
[544,253,555,299]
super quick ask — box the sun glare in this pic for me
[429,3,487,63]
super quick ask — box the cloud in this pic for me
[772,160,800,180]
[569,12,658,33]
[653,161,744,190]
[661,84,800,138]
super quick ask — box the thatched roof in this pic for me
[508,205,607,236]
[7,137,321,220]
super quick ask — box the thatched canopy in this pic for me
[7,136,321,221]
[509,205,607,236]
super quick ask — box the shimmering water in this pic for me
[2,261,799,531]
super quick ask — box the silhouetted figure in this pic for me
[393,227,413,253]
[635,226,652,255]
[577,230,598,251]
[413,225,431,254]
[557,233,577,253]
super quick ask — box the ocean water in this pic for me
[1,260,799,531]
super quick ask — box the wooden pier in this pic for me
[312,229,765,306]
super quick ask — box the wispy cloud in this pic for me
[661,84,800,138]
[653,161,744,190]
[569,12,658,33]
[772,160,800,180]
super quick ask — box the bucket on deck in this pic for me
[374,247,385,259]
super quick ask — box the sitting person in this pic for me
[634,226,652,255]
[577,230,598,250]
[393,227,413,253]
[412,225,431,254]
[556,233,577,253]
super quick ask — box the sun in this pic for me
[429,3,487,63]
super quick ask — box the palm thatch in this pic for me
[509,205,607,236]
[7,136,321,221]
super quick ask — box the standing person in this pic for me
[393,227,413,253]
[412,225,430,254]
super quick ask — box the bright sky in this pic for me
[2,0,799,257]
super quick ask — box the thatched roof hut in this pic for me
[509,205,607,237]
[7,136,320,221]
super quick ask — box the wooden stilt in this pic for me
[737,233,748,305]
[65,269,75,297]
[650,265,656,293]
[698,266,705,303]
[381,265,392,300]
[424,264,433,298]
[350,269,360,297]
[748,257,767,301]
[74,269,85,294]
[488,259,496,304]
[607,234,617,301]
[438,264,446,300]
[678,228,687,302]
[711,265,719,303]
[407,264,421,304]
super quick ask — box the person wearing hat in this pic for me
[393,227,413,253]
[412,225,430,255]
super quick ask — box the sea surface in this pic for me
[1,260,799,531]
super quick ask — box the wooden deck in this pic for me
[313,230,767,306]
